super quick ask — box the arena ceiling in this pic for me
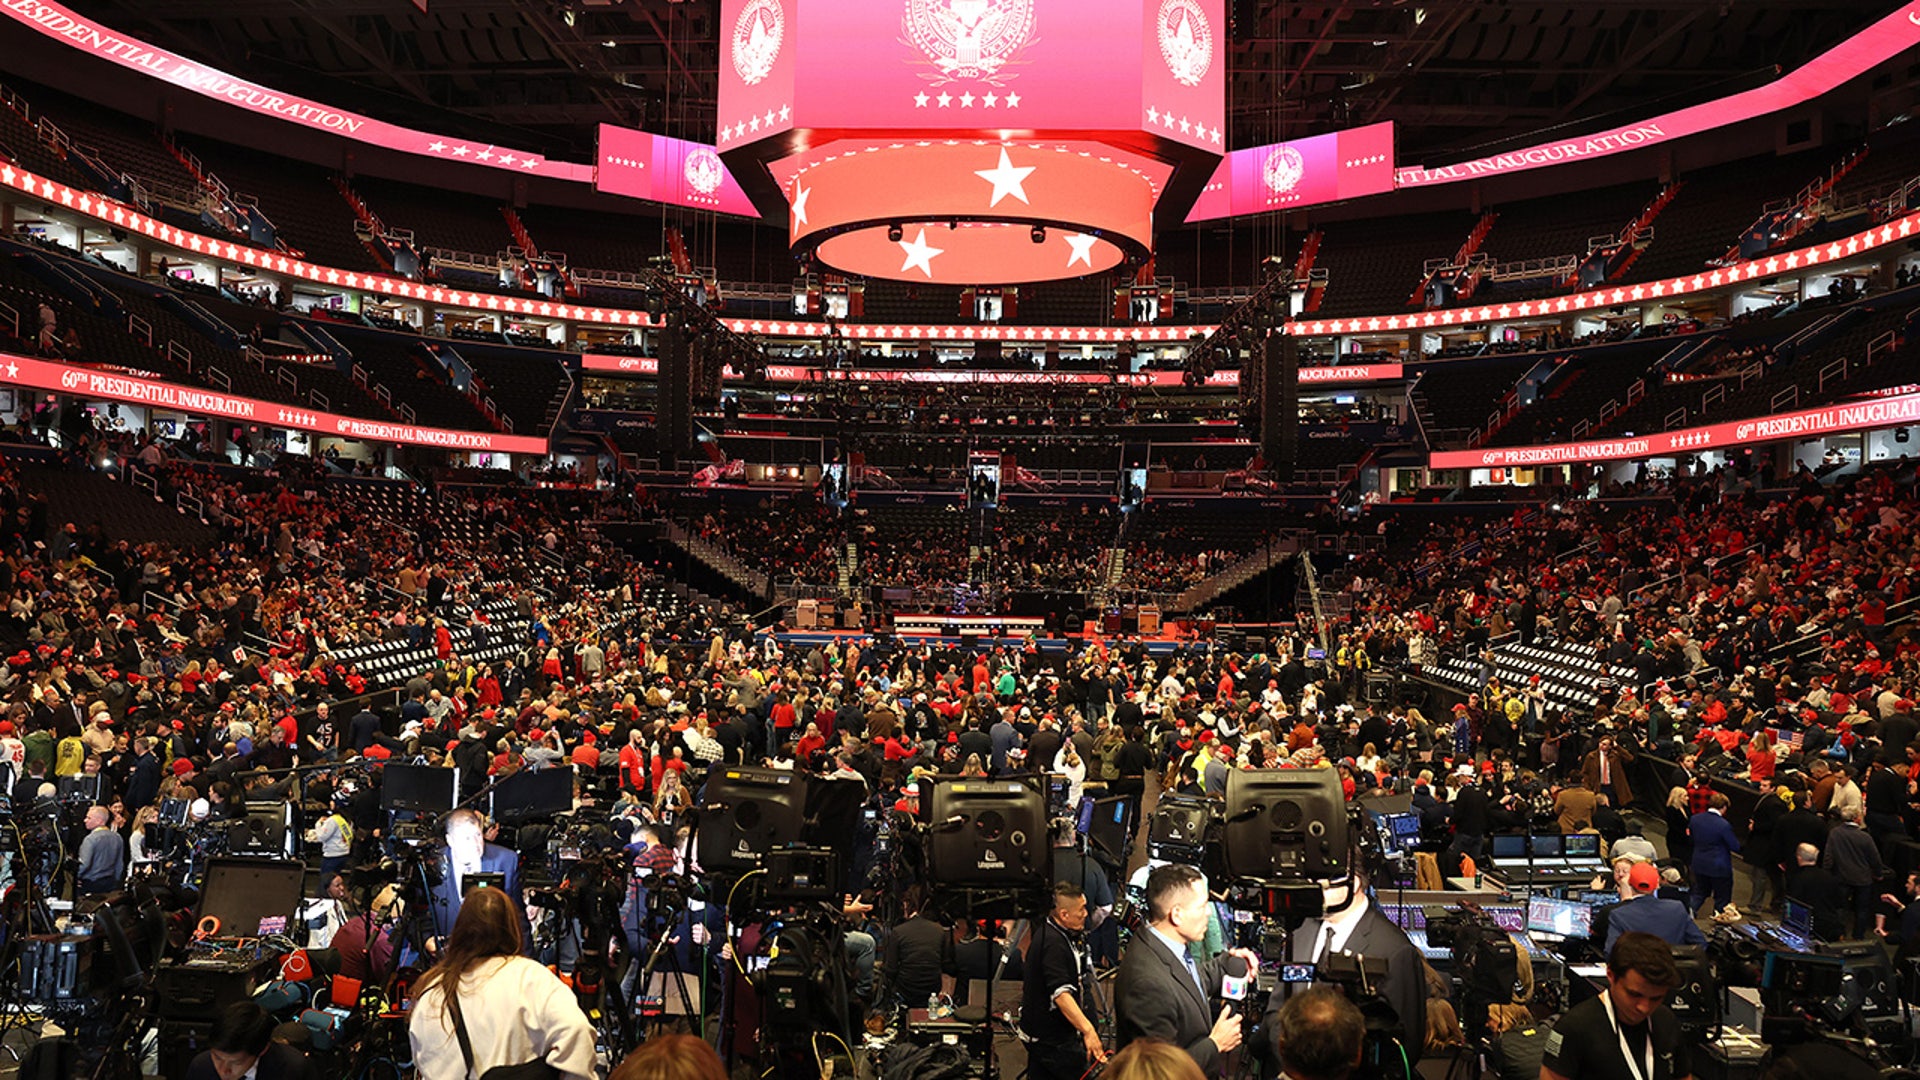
[62,0,1903,165]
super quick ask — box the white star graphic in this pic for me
[983,92,997,107]
[1178,117,1191,134]
[1210,127,1222,144]
[764,109,776,127]
[898,228,944,277]
[959,92,975,107]
[791,184,811,226]
[521,157,540,170]
[974,148,1036,207]
[499,153,517,166]
[914,92,930,107]
[1146,107,1159,124]
[936,92,953,107]
[779,105,790,121]
[1064,233,1097,269]
[451,145,471,157]
[476,148,495,161]
[3,362,15,379]
[1005,92,1020,107]
[427,141,447,153]
[750,115,762,131]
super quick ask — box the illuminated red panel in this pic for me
[1431,391,1920,469]
[0,352,547,453]
[596,125,760,217]
[1397,4,1920,188]
[814,222,1127,284]
[0,0,592,182]
[768,139,1172,205]
[716,0,798,147]
[784,141,1155,281]
[1185,122,1396,221]
[718,0,1223,149]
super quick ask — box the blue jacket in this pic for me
[1605,893,1707,952]
[1688,810,1741,877]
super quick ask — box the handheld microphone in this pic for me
[932,814,969,830]
[1220,954,1251,1007]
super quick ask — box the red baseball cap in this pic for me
[1628,862,1660,893]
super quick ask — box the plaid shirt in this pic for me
[1688,779,1716,816]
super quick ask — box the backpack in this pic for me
[53,736,85,777]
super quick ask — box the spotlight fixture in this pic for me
[1031,225,1046,244]
[887,223,904,242]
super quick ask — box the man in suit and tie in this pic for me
[1114,864,1257,1076]
[425,808,520,951]
[1269,870,1426,1061]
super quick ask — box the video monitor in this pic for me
[1526,896,1593,939]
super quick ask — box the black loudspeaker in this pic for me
[1149,795,1211,851]
[923,777,1049,887]
[1264,331,1298,482]
[1665,947,1716,1035]
[1821,941,1900,1018]
[226,802,290,856]
[658,320,691,472]
[1222,768,1347,883]
[695,767,808,876]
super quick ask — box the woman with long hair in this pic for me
[407,886,595,1080]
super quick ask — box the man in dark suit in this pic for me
[425,808,521,948]
[1270,874,1426,1061]
[184,1001,314,1080]
[1687,791,1742,917]
[1115,864,1256,1076]
[1606,861,1708,951]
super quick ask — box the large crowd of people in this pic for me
[1,417,1915,1080]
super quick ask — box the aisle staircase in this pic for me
[19,466,219,549]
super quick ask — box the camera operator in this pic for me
[1115,864,1259,1078]
[1540,933,1692,1080]
[1273,988,1366,1080]
[1021,882,1108,1080]
[1272,862,1425,1063]
[425,808,521,952]
[333,879,402,983]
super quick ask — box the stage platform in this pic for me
[768,618,1205,655]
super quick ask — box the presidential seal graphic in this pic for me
[1157,0,1214,87]
[684,148,724,197]
[904,0,1037,82]
[731,0,785,86]
[1263,145,1306,196]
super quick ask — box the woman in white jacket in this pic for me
[408,886,596,1080]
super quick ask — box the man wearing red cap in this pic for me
[1604,861,1705,952]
